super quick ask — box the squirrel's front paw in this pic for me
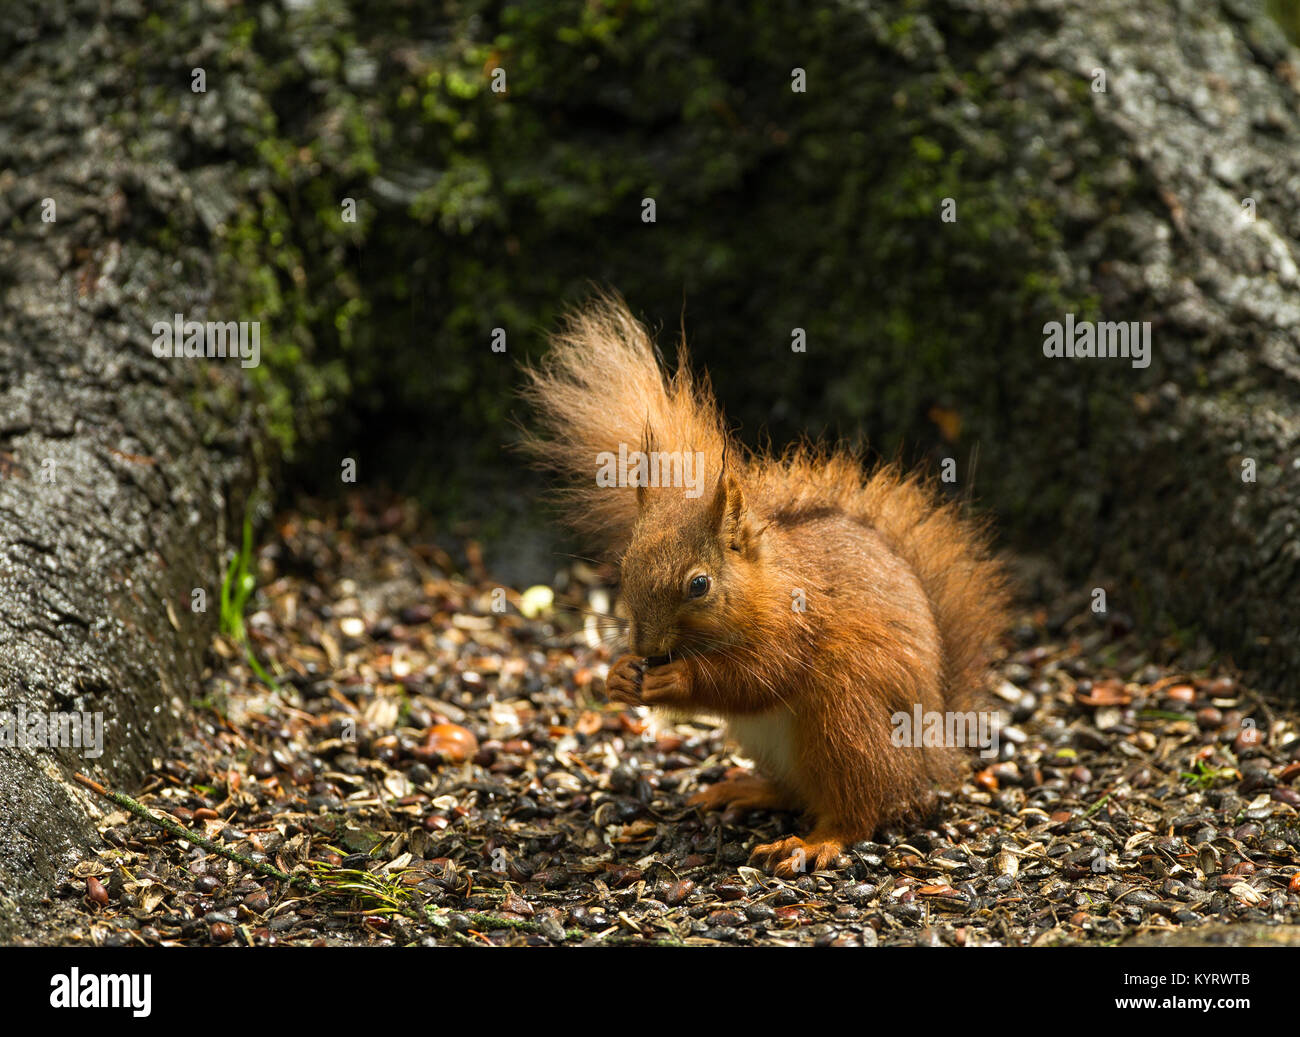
[605,654,647,706]
[641,658,691,705]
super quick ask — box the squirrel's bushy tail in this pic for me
[520,291,728,554]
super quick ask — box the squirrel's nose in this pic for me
[630,622,671,658]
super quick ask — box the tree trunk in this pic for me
[0,4,255,940]
[907,0,1300,684]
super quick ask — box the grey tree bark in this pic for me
[1003,0,1300,683]
[0,5,254,941]
[834,0,1300,685]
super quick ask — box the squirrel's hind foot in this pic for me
[687,770,793,819]
[750,833,846,878]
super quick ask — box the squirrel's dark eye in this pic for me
[688,574,710,598]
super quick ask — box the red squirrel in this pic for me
[522,293,1009,876]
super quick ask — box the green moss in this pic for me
[1268,0,1300,42]
[119,0,1150,543]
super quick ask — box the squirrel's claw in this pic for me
[606,654,692,708]
[750,834,846,878]
[605,654,646,705]
[640,658,691,704]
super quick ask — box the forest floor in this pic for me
[31,493,1300,946]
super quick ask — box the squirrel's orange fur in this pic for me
[522,292,1010,876]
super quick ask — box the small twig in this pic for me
[1083,792,1111,818]
[72,772,675,943]
[73,772,323,893]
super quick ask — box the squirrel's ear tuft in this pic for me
[708,451,758,555]
[635,419,659,510]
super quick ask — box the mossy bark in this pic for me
[0,1,257,940]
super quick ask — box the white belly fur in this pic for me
[726,711,797,787]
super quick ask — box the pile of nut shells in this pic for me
[44,493,1300,946]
